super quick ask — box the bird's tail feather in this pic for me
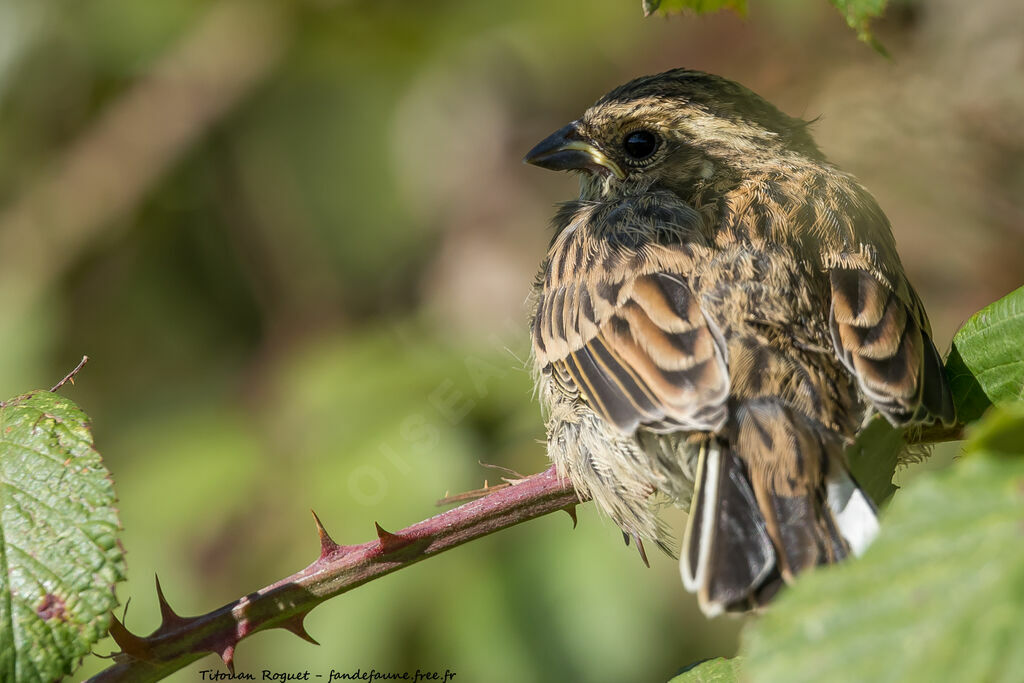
[681,440,776,617]
[681,414,878,616]
[825,467,879,557]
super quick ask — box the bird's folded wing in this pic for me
[535,248,729,434]
[827,262,956,426]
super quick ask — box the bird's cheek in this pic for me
[578,173,614,200]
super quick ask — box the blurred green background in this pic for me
[0,0,1020,680]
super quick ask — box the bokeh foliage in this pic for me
[645,0,889,48]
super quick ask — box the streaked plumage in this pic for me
[525,69,954,616]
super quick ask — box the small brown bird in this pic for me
[524,69,955,616]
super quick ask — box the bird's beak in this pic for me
[524,122,626,179]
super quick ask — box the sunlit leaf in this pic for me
[644,0,889,51]
[669,657,740,683]
[643,0,748,18]
[946,285,1024,423]
[0,392,124,682]
[827,0,889,49]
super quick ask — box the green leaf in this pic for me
[827,0,889,51]
[946,285,1024,423]
[962,401,1024,457]
[643,0,748,18]
[0,391,125,682]
[643,0,888,50]
[741,405,1024,683]
[669,657,740,683]
[845,417,904,506]
[944,345,994,425]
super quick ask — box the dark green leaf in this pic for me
[643,0,748,18]
[669,657,740,683]
[0,392,125,682]
[742,405,1024,683]
[947,285,1024,422]
[944,345,993,424]
[845,417,904,506]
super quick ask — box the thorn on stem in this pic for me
[108,614,148,660]
[562,504,578,529]
[50,355,89,393]
[311,509,340,558]
[218,644,236,675]
[279,613,320,646]
[154,575,186,628]
[374,522,413,554]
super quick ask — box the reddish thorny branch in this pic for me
[89,467,581,682]
[89,420,960,682]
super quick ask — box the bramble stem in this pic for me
[90,416,963,682]
[90,467,579,682]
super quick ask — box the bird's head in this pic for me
[525,68,822,198]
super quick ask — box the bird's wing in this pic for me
[825,249,956,427]
[533,201,729,434]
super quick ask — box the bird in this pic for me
[523,68,955,617]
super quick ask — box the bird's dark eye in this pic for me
[622,130,658,161]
